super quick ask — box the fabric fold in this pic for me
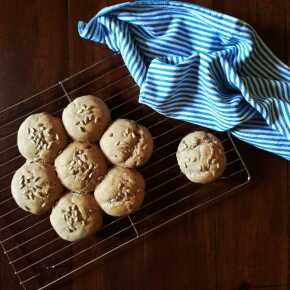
[78,1,290,160]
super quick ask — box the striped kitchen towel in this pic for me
[78,0,290,160]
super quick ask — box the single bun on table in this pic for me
[50,192,103,242]
[176,131,226,184]
[62,95,111,143]
[11,161,63,214]
[100,119,153,168]
[55,142,107,194]
[17,112,67,163]
[94,166,145,217]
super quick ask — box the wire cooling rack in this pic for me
[0,53,250,290]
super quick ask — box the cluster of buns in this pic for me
[12,93,227,242]
[12,95,153,242]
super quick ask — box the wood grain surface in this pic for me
[0,1,289,290]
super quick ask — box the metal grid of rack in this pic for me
[0,53,250,290]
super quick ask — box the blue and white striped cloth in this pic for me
[78,0,290,160]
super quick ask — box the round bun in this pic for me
[50,192,103,241]
[176,131,226,184]
[94,166,145,217]
[100,119,153,168]
[62,95,111,142]
[55,142,107,193]
[17,113,67,163]
[11,161,63,214]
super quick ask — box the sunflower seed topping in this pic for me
[67,150,97,180]
[75,103,97,131]
[63,203,85,232]
[27,123,57,151]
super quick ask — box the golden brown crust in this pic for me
[11,161,63,214]
[50,192,103,241]
[94,166,145,217]
[55,142,108,193]
[176,131,226,183]
[62,95,111,142]
[100,119,153,168]
[17,112,67,163]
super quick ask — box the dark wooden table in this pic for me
[0,1,289,290]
